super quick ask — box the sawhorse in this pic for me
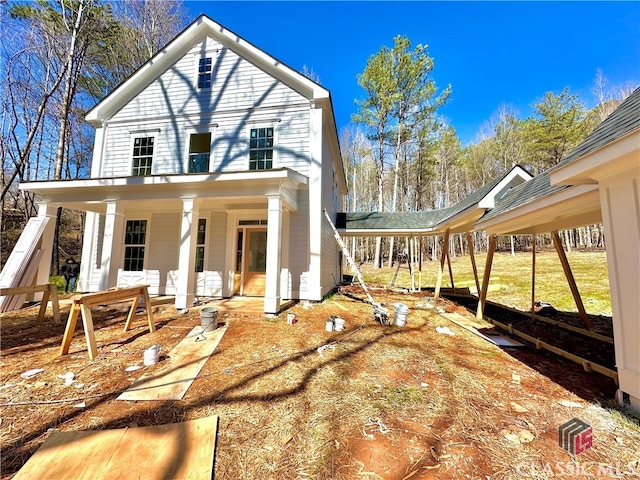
[60,285,155,360]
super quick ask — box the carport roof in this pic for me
[477,86,640,230]
[337,165,532,236]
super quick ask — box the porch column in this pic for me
[264,194,283,314]
[34,203,58,300]
[175,197,200,310]
[99,200,124,290]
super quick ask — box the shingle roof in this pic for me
[557,86,640,167]
[337,165,528,231]
[479,86,640,223]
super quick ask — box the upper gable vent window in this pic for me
[198,57,212,89]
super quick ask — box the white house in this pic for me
[15,14,347,314]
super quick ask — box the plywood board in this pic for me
[118,325,226,401]
[12,416,218,480]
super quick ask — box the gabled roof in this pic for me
[337,165,531,236]
[85,14,330,125]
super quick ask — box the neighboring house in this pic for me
[14,15,347,314]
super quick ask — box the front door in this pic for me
[236,228,267,296]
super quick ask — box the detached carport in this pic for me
[336,165,532,299]
[475,87,640,411]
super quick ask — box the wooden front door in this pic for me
[236,228,267,296]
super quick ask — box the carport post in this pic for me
[466,232,480,295]
[476,235,496,320]
[551,231,592,331]
[531,234,536,321]
[434,229,450,300]
[446,234,455,293]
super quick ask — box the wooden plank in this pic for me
[12,416,218,480]
[484,314,618,383]
[75,286,148,307]
[551,231,592,331]
[123,295,140,331]
[434,229,450,300]
[531,234,536,321]
[0,283,59,324]
[444,292,614,344]
[49,284,60,323]
[466,232,480,296]
[60,305,81,356]
[476,235,496,320]
[118,326,227,401]
[80,303,99,360]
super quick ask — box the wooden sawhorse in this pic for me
[0,283,60,324]
[60,285,155,360]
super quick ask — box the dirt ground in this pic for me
[1,287,639,479]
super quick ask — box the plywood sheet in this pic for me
[13,416,218,480]
[118,325,226,401]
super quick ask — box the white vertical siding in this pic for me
[204,211,227,296]
[320,131,340,297]
[147,212,180,294]
[288,190,310,299]
[99,37,312,179]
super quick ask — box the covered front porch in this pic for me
[18,168,308,315]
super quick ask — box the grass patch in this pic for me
[360,250,612,316]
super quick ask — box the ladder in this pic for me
[323,209,389,324]
[323,208,374,303]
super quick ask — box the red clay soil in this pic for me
[1,287,638,480]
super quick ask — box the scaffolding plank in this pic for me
[118,325,226,401]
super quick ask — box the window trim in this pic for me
[194,50,218,90]
[195,218,207,273]
[245,121,279,171]
[130,134,156,176]
[184,124,218,173]
[123,219,149,272]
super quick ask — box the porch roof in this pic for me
[19,168,307,214]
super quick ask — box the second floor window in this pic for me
[249,127,273,170]
[132,136,154,176]
[188,132,211,173]
[198,57,212,89]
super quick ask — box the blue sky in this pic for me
[184,1,640,146]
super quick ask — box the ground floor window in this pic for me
[124,220,147,271]
[195,218,206,272]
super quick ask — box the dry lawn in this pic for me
[2,251,638,480]
[362,250,612,316]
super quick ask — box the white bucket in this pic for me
[143,345,161,365]
[325,319,334,332]
[200,307,218,333]
[334,317,345,331]
[394,303,409,327]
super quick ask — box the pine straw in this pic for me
[1,289,639,479]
